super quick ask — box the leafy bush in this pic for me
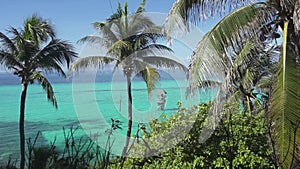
[114,102,276,168]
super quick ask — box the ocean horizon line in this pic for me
[0,70,187,86]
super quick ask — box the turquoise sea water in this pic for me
[0,76,218,164]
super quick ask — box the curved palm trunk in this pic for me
[19,82,28,169]
[122,74,133,157]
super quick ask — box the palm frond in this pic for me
[136,0,146,13]
[141,56,188,73]
[231,41,255,90]
[127,14,154,36]
[199,41,258,122]
[34,55,67,78]
[133,32,167,47]
[92,22,118,46]
[108,40,132,58]
[8,27,23,42]
[140,44,173,55]
[123,1,128,16]
[197,80,222,88]
[31,72,57,108]
[105,15,128,40]
[0,31,23,69]
[241,68,254,90]
[34,39,77,68]
[106,2,123,23]
[143,26,164,35]
[68,56,115,75]
[6,27,38,63]
[166,0,255,29]
[134,60,160,97]
[293,0,300,34]
[0,31,18,53]
[188,4,266,90]
[0,51,23,71]
[256,75,273,90]
[141,66,160,97]
[163,7,189,40]
[77,35,102,44]
[269,21,300,169]
[232,41,253,67]
[23,14,55,43]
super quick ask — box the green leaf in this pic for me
[135,63,160,97]
[270,21,300,168]
[31,72,57,108]
[142,56,188,73]
[68,56,115,75]
[136,0,146,13]
[188,4,263,90]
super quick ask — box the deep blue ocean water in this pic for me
[0,72,218,164]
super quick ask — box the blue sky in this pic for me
[0,0,222,73]
[0,1,178,51]
[0,0,219,50]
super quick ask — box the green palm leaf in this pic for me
[134,60,160,97]
[0,51,23,71]
[31,72,57,108]
[0,31,18,53]
[270,21,300,168]
[188,4,264,90]
[35,55,67,78]
[167,0,255,28]
[23,14,55,44]
[34,39,76,68]
[136,0,146,13]
[141,66,159,97]
[92,22,118,46]
[142,56,188,73]
[69,56,115,75]
[141,44,173,53]
[0,31,24,69]
[207,41,262,125]
[108,40,133,57]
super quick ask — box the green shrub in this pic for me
[116,102,276,168]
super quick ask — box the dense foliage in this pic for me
[165,0,300,167]
[110,102,276,168]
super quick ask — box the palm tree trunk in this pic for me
[19,82,28,169]
[122,74,133,157]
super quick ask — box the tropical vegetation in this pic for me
[110,102,275,168]
[0,15,77,169]
[1,0,300,168]
[165,0,300,168]
[68,0,187,158]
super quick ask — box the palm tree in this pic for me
[165,0,300,168]
[69,0,187,157]
[0,15,77,169]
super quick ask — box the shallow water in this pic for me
[0,74,218,164]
